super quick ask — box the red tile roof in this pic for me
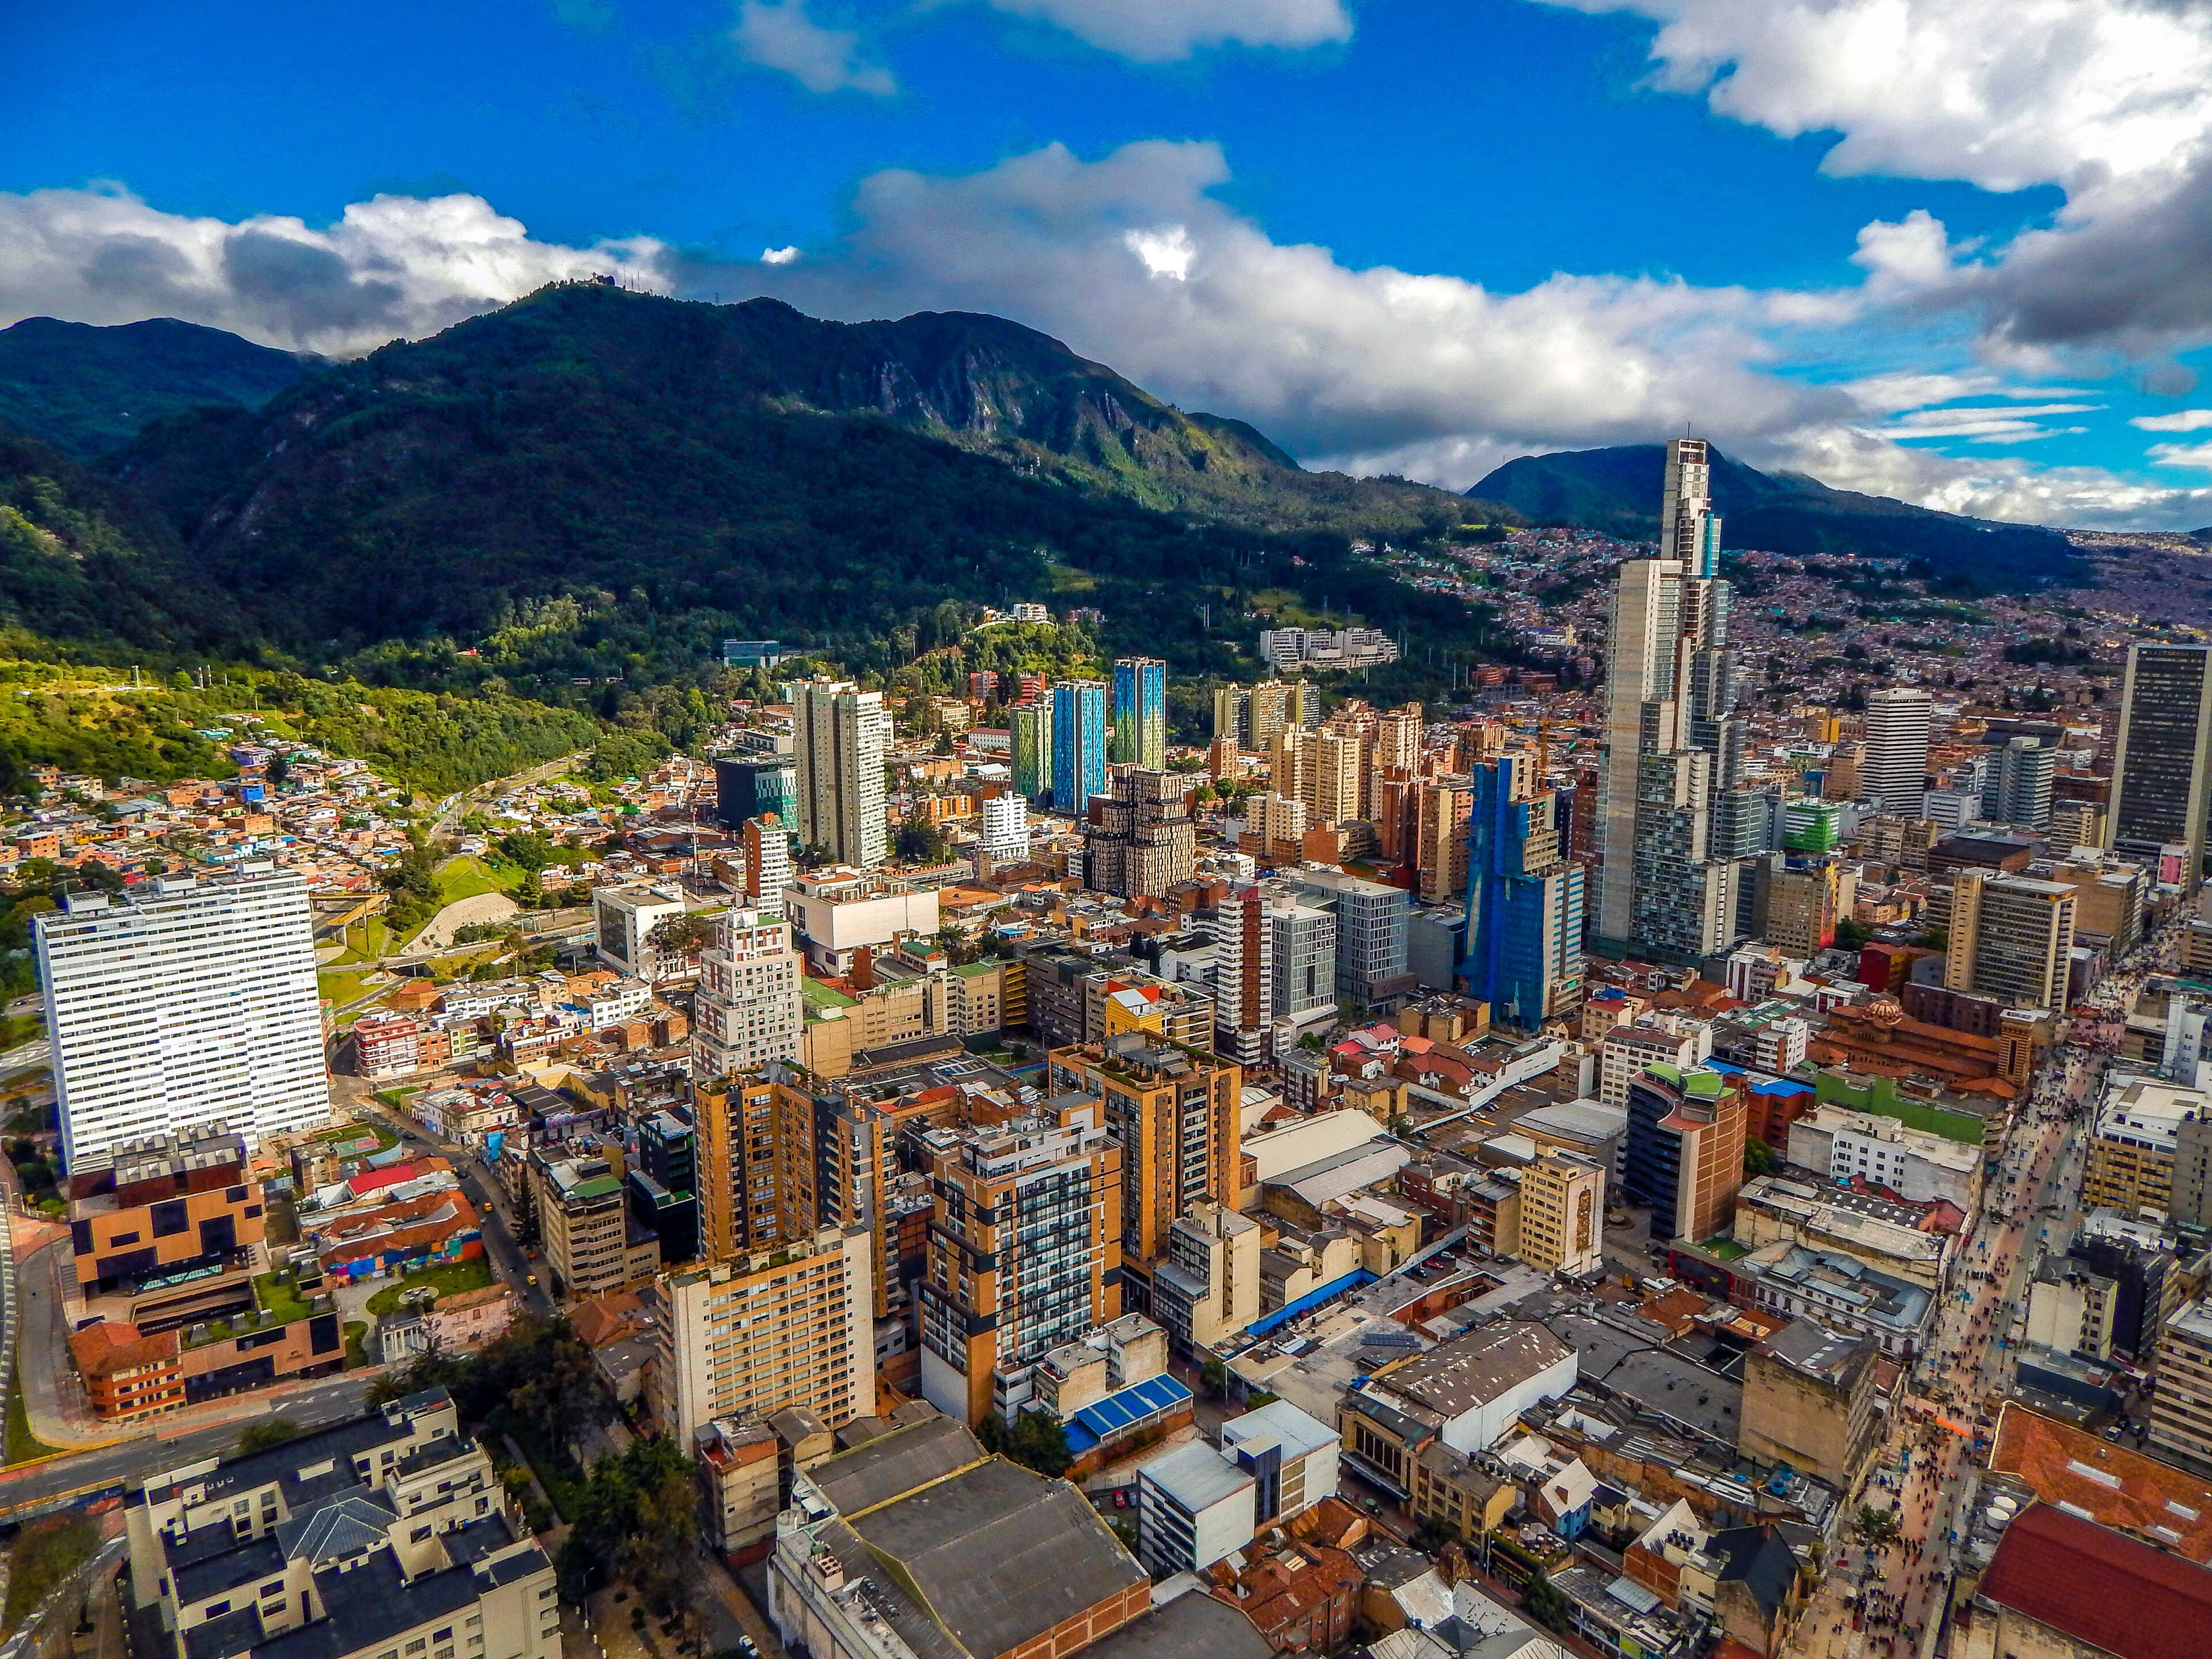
[1976,1501,2212,1659]
[1988,1405,2212,1564]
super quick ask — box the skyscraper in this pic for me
[1862,687,1934,813]
[1112,656,1168,769]
[1659,434,1723,575]
[714,757,796,835]
[2111,643,2212,882]
[1463,752,1585,1028]
[790,679,889,868]
[915,1100,1123,1424]
[1009,700,1052,801]
[1945,871,2077,1010]
[690,907,805,1078]
[1593,440,1743,962]
[35,866,330,1172]
[1982,734,2056,830]
[1051,680,1108,813]
[1085,770,1197,896]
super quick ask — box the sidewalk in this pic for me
[10,1225,389,1452]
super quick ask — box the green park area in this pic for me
[364,1256,498,1316]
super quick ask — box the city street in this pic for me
[1786,918,2175,1659]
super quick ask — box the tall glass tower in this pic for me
[1052,680,1108,813]
[1592,438,1743,962]
[1112,657,1168,769]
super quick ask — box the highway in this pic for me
[1787,915,2178,1659]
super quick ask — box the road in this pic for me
[1787,916,2178,1659]
[0,1371,377,1518]
[433,752,587,839]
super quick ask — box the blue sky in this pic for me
[7,0,2212,528]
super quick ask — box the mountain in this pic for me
[0,423,234,653]
[1471,444,2082,588]
[0,316,316,459]
[92,283,1498,681]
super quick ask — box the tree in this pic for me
[557,1434,699,1615]
[236,1419,303,1455]
[978,1409,1072,1478]
[1521,1570,1570,1634]
[646,910,715,958]
[895,805,949,864]
[1834,916,1873,951]
[497,831,555,871]
[1744,1139,1778,1176]
[1857,1505,1900,1546]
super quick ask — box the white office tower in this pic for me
[1592,439,1743,963]
[36,866,329,1173]
[790,679,889,869]
[1862,687,1934,813]
[978,793,1029,862]
[691,908,804,1078]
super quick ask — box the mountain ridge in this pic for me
[1471,442,2082,588]
[0,315,316,460]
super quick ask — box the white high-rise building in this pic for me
[741,815,793,919]
[790,680,889,869]
[1862,687,1934,813]
[978,794,1028,862]
[691,907,804,1079]
[35,865,330,1171]
[1593,437,1742,961]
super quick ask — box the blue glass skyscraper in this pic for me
[1052,681,1108,814]
[1463,753,1585,1028]
[1111,657,1167,770]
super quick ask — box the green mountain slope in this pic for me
[1471,443,2081,588]
[0,423,237,654]
[101,283,1501,680]
[0,316,314,459]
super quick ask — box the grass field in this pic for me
[330,915,393,963]
[363,1256,497,1316]
[316,970,381,1010]
[433,855,527,906]
[4,1372,56,1468]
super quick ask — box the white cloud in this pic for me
[718,139,1845,466]
[760,245,802,265]
[0,184,671,356]
[972,0,1353,61]
[730,0,896,96]
[1547,0,2212,195]
[1548,0,2212,354]
[2134,408,2212,433]
[1124,225,1195,280]
[2149,441,2212,471]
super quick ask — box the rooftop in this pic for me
[1377,1320,1574,1418]
[1990,1404,2212,1564]
[1976,1501,2212,1659]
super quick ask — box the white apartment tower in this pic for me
[1594,437,1743,962]
[1862,687,1934,814]
[979,793,1029,862]
[691,907,805,1078]
[36,866,330,1172]
[741,814,793,918]
[790,679,889,869]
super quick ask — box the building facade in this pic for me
[1052,680,1109,815]
[37,866,329,1173]
[651,1226,876,1444]
[791,680,890,869]
[1112,657,1168,770]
